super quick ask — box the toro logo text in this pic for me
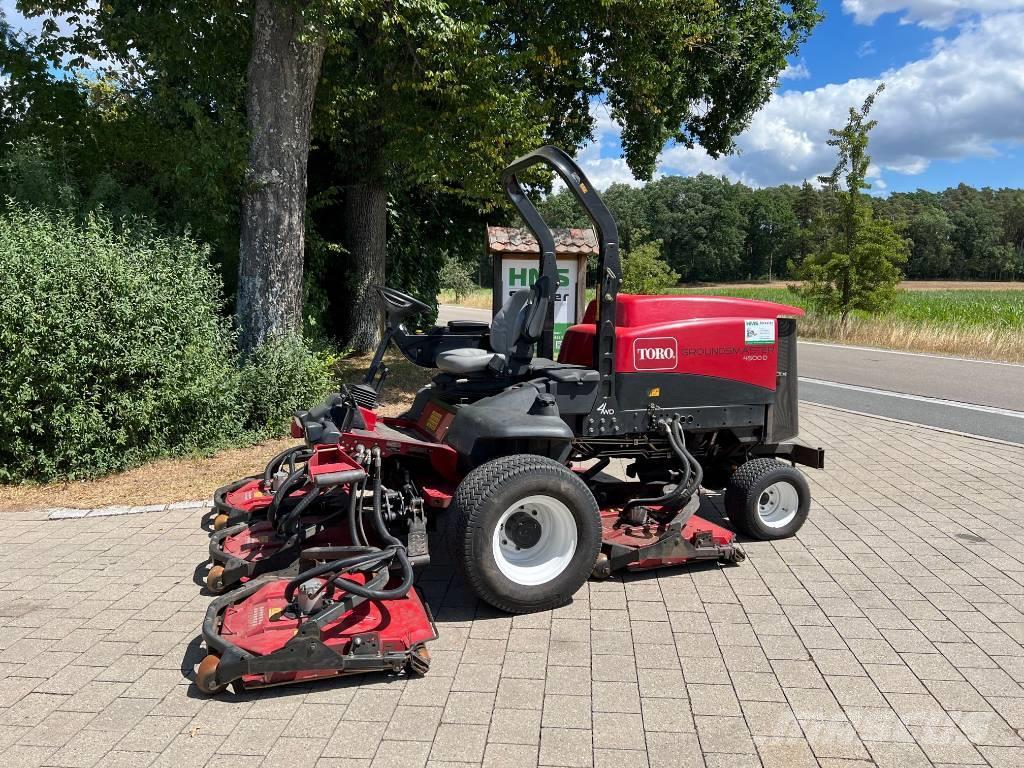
[633,337,678,371]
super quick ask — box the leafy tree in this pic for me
[646,174,747,281]
[998,191,1024,279]
[904,206,954,278]
[601,183,652,254]
[798,85,907,322]
[620,240,680,294]
[799,208,907,319]
[792,179,824,268]
[5,4,249,286]
[946,187,1012,279]
[438,254,477,301]
[743,187,798,280]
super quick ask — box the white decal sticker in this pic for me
[744,319,776,346]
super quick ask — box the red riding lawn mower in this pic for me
[195,146,824,694]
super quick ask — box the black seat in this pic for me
[436,286,546,376]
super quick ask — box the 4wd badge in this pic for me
[744,319,776,345]
[633,337,678,371]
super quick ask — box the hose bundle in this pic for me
[283,446,414,607]
[622,416,703,520]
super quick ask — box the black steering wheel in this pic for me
[375,285,431,321]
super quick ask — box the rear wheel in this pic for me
[448,455,602,613]
[724,458,810,540]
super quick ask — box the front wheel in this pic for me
[724,458,810,540]
[447,455,602,614]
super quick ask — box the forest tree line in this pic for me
[537,176,1024,283]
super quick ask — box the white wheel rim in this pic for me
[492,495,577,586]
[757,481,800,529]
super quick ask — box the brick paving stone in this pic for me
[543,694,592,729]
[371,739,432,768]
[3,404,1024,767]
[640,696,693,733]
[538,727,592,767]
[592,712,645,750]
[483,741,540,768]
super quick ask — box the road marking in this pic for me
[798,340,1024,368]
[799,377,1024,419]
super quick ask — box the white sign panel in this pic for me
[498,258,577,353]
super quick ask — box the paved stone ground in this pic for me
[3,402,1024,768]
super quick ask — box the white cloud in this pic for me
[842,0,1024,29]
[857,40,876,57]
[583,11,1024,191]
[780,61,811,80]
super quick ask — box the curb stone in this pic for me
[46,499,209,520]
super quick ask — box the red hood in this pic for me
[582,294,805,326]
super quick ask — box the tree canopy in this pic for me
[4,0,822,350]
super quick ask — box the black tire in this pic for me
[447,455,602,614]
[724,458,810,540]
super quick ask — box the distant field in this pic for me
[684,286,1024,329]
[439,283,1024,362]
[686,286,1024,362]
[701,279,1024,292]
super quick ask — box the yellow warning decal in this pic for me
[424,410,442,433]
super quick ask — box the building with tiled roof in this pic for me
[486,226,598,255]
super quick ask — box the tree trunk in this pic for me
[235,0,325,354]
[343,181,388,354]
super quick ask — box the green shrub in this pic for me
[0,204,336,483]
[238,335,336,437]
[621,240,680,294]
[438,254,477,300]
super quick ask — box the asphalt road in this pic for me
[436,304,1024,444]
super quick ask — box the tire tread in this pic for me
[725,458,808,540]
[447,455,601,614]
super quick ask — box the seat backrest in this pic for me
[489,281,551,374]
[489,288,533,358]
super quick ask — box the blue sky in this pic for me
[5,0,1024,194]
[580,0,1024,194]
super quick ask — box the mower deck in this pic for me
[207,516,350,593]
[593,496,745,577]
[199,572,437,692]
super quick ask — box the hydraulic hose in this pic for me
[266,466,307,526]
[667,418,702,498]
[621,418,692,517]
[288,446,415,608]
[263,445,309,488]
[347,475,367,548]
[283,547,395,603]
[272,484,323,535]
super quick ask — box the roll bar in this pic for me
[500,146,622,429]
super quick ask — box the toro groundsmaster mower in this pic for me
[195,146,824,694]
